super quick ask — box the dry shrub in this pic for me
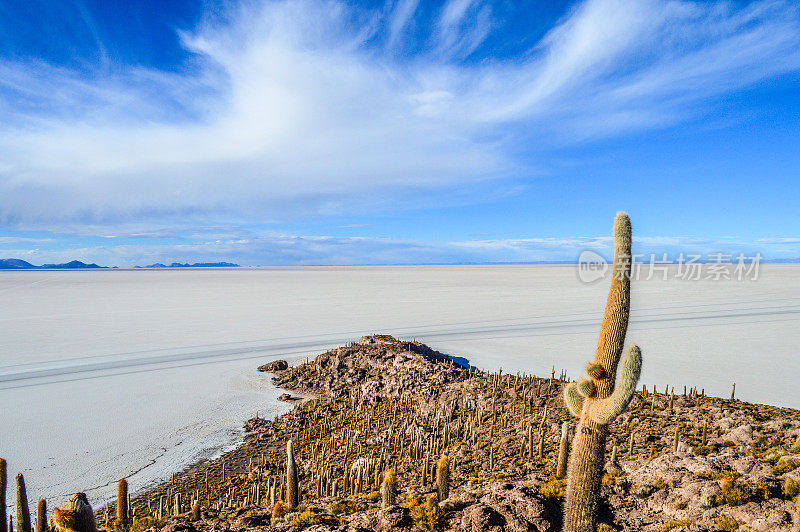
[538,478,566,501]
[410,495,444,531]
[289,508,320,527]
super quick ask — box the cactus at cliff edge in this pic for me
[16,474,31,532]
[35,500,46,532]
[286,440,299,511]
[1,458,7,532]
[116,479,128,526]
[562,212,643,532]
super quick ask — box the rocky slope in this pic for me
[119,335,800,532]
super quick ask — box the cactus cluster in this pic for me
[562,212,643,532]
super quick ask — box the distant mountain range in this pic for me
[0,258,240,269]
[135,262,240,268]
[0,259,105,269]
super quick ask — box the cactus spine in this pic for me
[16,474,31,532]
[436,454,450,502]
[1,458,7,532]
[380,469,397,507]
[556,422,570,479]
[562,212,643,532]
[286,440,299,511]
[116,479,128,526]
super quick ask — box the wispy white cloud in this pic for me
[0,237,53,245]
[387,0,420,49]
[0,0,798,231]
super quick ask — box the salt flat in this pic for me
[1,265,798,509]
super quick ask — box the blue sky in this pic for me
[0,0,798,266]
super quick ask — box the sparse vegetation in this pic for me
[662,520,693,531]
[272,500,289,519]
[714,516,740,531]
[410,495,445,531]
[327,498,358,515]
[539,478,567,501]
[289,508,320,527]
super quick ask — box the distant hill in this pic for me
[0,258,105,269]
[135,262,240,268]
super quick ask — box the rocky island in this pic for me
[86,334,799,532]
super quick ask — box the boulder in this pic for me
[257,359,289,372]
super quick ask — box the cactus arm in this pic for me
[594,212,632,398]
[564,383,585,418]
[587,345,642,425]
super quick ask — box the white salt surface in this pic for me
[1,265,798,511]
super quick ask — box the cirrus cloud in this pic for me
[0,0,798,231]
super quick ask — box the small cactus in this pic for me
[16,474,31,532]
[190,502,200,521]
[116,479,128,526]
[1,458,7,532]
[562,212,643,532]
[605,446,623,476]
[286,440,299,511]
[436,454,450,502]
[35,500,46,532]
[380,469,397,507]
[556,422,570,479]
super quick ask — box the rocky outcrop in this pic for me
[257,360,289,372]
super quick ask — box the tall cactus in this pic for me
[286,440,299,511]
[562,212,643,532]
[1,458,7,532]
[16,474,31,532]
[117,479,128,526]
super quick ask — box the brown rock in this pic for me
[257,359,289,372]
[376,506,412,530]
[461,503,506,531]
